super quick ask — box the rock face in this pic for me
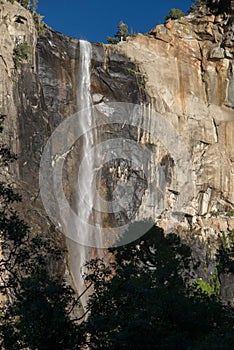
[113,9,234,229]
[0,1,234,302]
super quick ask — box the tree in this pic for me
[216,230,234,274]
[1,272,83,350]
[0,115,83,350]
[107,21,129,44]
[165,8,185,21]
[82,225,234,349]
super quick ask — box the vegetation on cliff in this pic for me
[0,136,233,349]
[0,115,233,348]
[165,8,185,21]
[13,41,30,68]
[1,1,234,349]
[107,21,129,44]
[0,116,83,350]
[164,0,233,23]
[82,225,234,349]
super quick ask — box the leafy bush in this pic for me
[33,12,45,34]
[13,41,30,68]
[165,8,185,21]
[192,268,221,296]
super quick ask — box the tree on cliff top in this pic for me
[165,8,185,21]
[107,21,129,44]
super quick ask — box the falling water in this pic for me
[77,40,95,234]
[67,40,102,310]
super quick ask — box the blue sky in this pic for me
[37,1,193,43]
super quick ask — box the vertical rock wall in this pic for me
[0,0,234,302]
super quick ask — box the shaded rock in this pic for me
[209,45,225,59]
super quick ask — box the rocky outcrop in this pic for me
[113,8,234,223]
[0,0,65,279]
[0,1,233,302]
[111,7,234,301]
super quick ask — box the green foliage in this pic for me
[127,65,145,92]
[210,209,234,217]
[216,230,234,274]
[32,12,45,34]
[107,20,129,44]
[127,66,141,76]
[13,41,30,68]
[116,20,128,39]
[210,209,220,217]
[82,225,234,349]
[165,8,185,21]
[192,268,221,296]
[1,272,83,350]
[0,116,83,350]
[106,37,119,44]
[226,210,234,217]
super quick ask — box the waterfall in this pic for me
[77,40,96,239]
[67,40,102,310]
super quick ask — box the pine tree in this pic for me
[107,20,129,44]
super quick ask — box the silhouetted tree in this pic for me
[0,115,83,350]
[83,225,234,349]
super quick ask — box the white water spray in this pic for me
[77,40,96,235]
[66,40,102,310]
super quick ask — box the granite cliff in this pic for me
[0,0,234,303]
